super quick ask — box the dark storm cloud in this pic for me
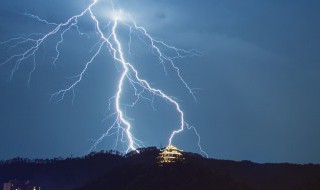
[0,0,320,163]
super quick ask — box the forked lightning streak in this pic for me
[1,0,208,157]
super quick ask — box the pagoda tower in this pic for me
[157,145,184,165]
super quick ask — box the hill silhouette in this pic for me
[1,147,320,190]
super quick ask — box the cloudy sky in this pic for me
[0,0,320,163]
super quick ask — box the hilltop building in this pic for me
[157,145,184,165]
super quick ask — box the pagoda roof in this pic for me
[157,144,185,165]
[163,145,182,151]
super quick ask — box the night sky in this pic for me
[0,0,320,164]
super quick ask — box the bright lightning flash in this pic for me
[110,10,126,21]
[0,0,208,157]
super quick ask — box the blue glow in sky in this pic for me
[0,0,320,164]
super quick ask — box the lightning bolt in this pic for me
[1,0,208,157]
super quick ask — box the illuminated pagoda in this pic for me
[157,145,184,165]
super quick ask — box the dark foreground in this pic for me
[1,147,319,190]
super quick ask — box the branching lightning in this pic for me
[1,0,208,157]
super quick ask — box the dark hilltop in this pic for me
[1,147,320,190]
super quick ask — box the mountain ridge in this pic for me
[1,147,320,190]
